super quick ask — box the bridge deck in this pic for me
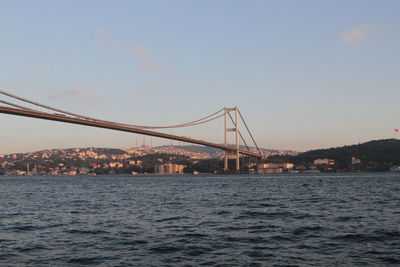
[0,106,262,158]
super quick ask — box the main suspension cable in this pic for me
[0,99,34,111]
[136,108,225,129]
[0,89,224,129]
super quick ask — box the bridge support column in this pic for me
[224,108,228,171]
[235,107,240,172]
[223,107,241,172]
[224,153,229,171]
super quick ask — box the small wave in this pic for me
[248,225,269,230]
[9,212,23,216]
[45,223,65,229]
[292,213,318,219]
[9,225,36,231]
[216,225,273,234]
[257,203,276,207]
[149,245,182,253]
[334,215,363,222]
[332,230,400,243]
[216,226,243,232]
[68,256,107,265]
[0,253,18,260]
[242,250,274,259]
[334,216,352,222]
[199,261,217,265]
[236,210,293,220]
[124,225,141,230]
[120,239,148,246]
[183,233,208,238]
[331,233,370,242]
[214,210,231,216]
[196,221,219,227]
[376,256,400,264]
[154,216,190,223]
[222,236,268,244]
[184,245,213,256]
[70,210,81,214]
[292,225,324,236]
[270,235,294,241]
[372,230,400,240]
[14,244,48,252]
[295,243,317,250]
[163,256,191,264]
[65,229,108,235]
[8,223,64,232]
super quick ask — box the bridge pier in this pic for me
[224,108,228,171]
[235,107,240,172]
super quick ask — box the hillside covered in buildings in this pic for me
[0,145,295,176]
[4,139,399,175]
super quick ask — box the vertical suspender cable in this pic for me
[227,112,250,151]
[238,110,262,156]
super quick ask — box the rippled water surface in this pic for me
[1,173,400,266]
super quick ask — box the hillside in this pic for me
[268,139,400,171]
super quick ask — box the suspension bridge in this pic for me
[0,90,263,172]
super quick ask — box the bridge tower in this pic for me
[224,107,240,172]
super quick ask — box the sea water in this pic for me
[1,173,400,266]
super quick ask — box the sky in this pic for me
[1,0,400,154]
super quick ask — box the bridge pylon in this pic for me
[224,107,240,172]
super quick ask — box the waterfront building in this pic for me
[351,157,361,165]
[258,163,293,169]
[258,167,283,174]
[156,163,185,174]
[314,158,335,165]
[390,166,400,172]
[257,163,293,174]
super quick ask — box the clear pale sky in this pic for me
[1,0,399,154]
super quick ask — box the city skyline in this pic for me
[1,0,400,154]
